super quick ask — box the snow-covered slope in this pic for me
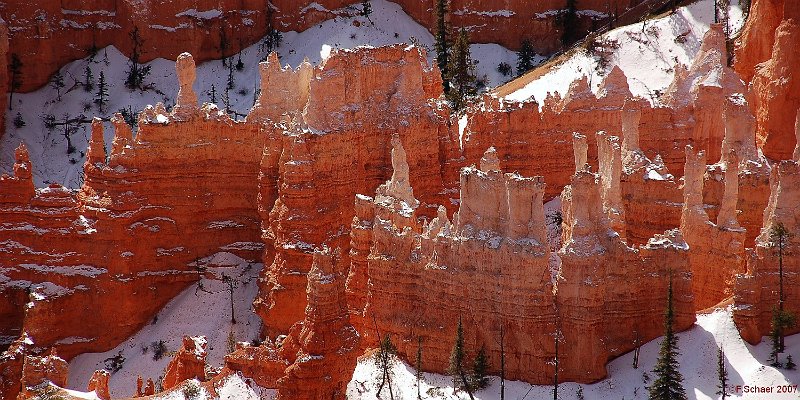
[347,308,800,400]
[0,0,517,189]
[504,0,746,104]
[67,253,263,398]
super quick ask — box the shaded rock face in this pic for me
[749,19,800,160]
[349,139,695,384]
[1,0,634,94]
[162,336,207,390]
[735,160,800,343]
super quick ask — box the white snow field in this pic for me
[503,0,746,105]
[0,0,517,189]
[67,253,263,398]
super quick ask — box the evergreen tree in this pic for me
[220,25,230,66]
[716,347,728,400]
[786,355,796,370]
[561,0,579,48]
[449,316,474,400]
[95,71,109,113]
[260,2,283,60]
[50,71,65,101]
[769,222,792,352]
[434,0,450,92]
[125,26,152,90]
[361,0,373,19]
[227,61,235,90]
[516,39,536,77]
[445,28,477,112]
[499,324,506,400]
[648,274,687,400]
[416,336,423,400]
[235,52,245,72]
[770,307,796,367]
[210,84,217,104]
[84,65,95,92]
[13,112,25,129]
[471,345,489,390]
[375,333,396,399]
[221,274,238,324]
[9,53,23,110]
[553,332,560,400]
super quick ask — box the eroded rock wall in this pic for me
[255,45,455,335]
[0,55,266,399]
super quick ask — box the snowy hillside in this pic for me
[67,253,263,398]
[504,0,746,104]
[0,0,517,189]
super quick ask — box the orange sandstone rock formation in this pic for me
[0,54,266,399]
[225,248,359,399]
[734,160,800,343]
[255,45,453,335]
[162,336,208,390]
[87,370,110,400]
[351,138,695,384]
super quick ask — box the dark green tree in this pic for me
[210,84,218,104]
[445,28,477,112]
[770,307,796,367]
[9,53,23,110]
[13,112,25,129]
[50,71,65,101]
[516,39,536,76]
[83,65,95,92]
[449,316,474,400]
[260,2,283,60]
[361,0,373,19]
[416,336,423,400]
[786,354,796,370]
[221,273,238,324]
[220,24,230,66]
[434,0,450,92]
[716,347,728,400]
[471,345,489,390]
[648,275,687,400]
[499,324,506,400]
[561,0,579,48]
[95,71,109,113]
[125,26,151,89]
[375,333,396,399]
[769,222,794,353]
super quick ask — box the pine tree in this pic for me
[210,84,217,104]
[50,71,65,101]
[361,0,372,19]
[449,316,474,400]
[434,0,450,92]
[648,274,687,400]
[499,324,506,400]
[471,345,489,390]
[516,39,536,77]
[769,222,792,352]
[716,347,728,400]
[221,274,238,324]
[227,61,235,90]
[84,65,95,92]
[125,26,151,90]
[13,113,25,129]
[561,0,579,48]
[9,53,23,110]
[95,71,109,113]
[416,336,423,400]
[445,28,477,112]
[786,355,796,370]
[220,25,230,66]
[375,333,396,399]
